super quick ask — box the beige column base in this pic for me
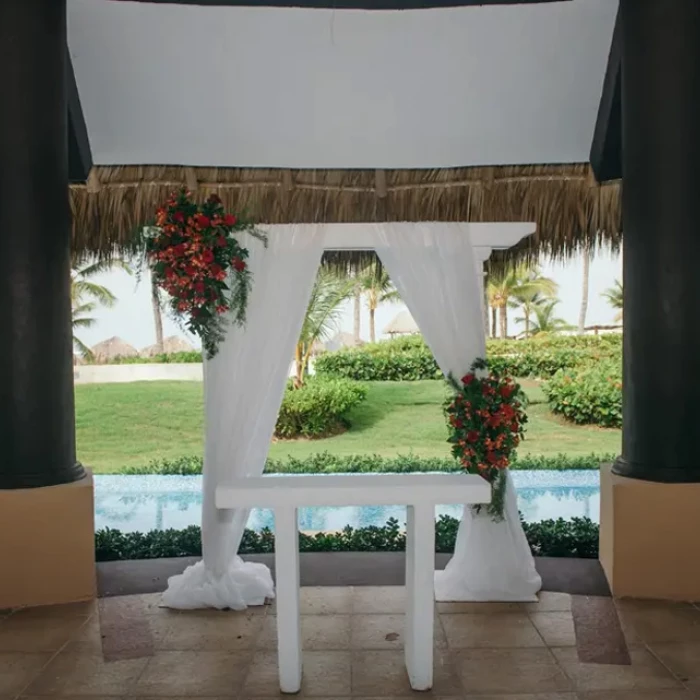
[600,463,700,601]
[0,470,95,609]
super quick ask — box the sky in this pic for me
[76,247,623,353]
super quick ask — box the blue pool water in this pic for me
[93,470,599,533]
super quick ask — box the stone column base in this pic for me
[0,471,95,609]
[600,463,700,601]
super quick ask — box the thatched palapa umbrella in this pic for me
[90,336,139,364]
[140,335,195,357]
[383,311,420,337]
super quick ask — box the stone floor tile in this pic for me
[441,613,544,648]
[552,647,681,693]
[286,588,354,616]
[616,607,700,644]
[436,601,525,614]
[524,593,573,613]
[351,614,446,650]
[148,609,263,651]
[577,690,697,699]
[0,616,90,653]
[241,650,351,697]
[26,650,147,696]
[257,615,351,651]
[352,588,405,615]
[10,602,97,620]
[452,648,572,695]
[351,650,461,696]
[460,694,577,700]
[133,650,250,696]
[647,641,700,681]
[0,653,52,696]
[529,612,577,647]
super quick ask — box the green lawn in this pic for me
[75,379,620,473]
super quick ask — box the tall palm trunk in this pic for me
[578,240,592,335]
[523,309,531,338]
[353,285,361,344]
[294,342,304,388]
[482,275,489,338]
[151,280,164,353]
[499,305,508,339]
[369,307,376,343]
[491,307,497,339]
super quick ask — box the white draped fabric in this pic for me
[372,222,541,603]
[162,225,326,610]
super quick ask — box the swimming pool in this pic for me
[94,470,599,533]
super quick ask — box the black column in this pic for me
[614,0,700,482]
[0,0,85,488]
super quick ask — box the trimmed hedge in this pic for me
[87,351,203,365]
[95,515,599,562]
[119,451,614,476]
[314,335,622,382]
[544,361,622,429]
[275,378,367,438]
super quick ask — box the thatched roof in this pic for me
[324,332,364,352]
[90,336,139,362]
[383,311,420,336]
[70,164,621,262]
[140,335,195,357]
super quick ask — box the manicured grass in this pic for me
[75,379,621,473]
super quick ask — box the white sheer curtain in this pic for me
[373,222,541,602]
[162,225,326,609]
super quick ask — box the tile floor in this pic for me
[2,587,700,699]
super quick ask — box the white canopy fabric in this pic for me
[67,0,617,169]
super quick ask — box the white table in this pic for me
[216,472,490,693]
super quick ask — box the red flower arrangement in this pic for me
[445,358,527,520]
[145,189,266,358]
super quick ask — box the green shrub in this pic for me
[94,515,599,561]
[275,378,368,439]
[543,360,622,428]
[87,351,203,365]
[314,334,621,382]
[119,451,614,475]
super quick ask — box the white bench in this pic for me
[216,472,490,693]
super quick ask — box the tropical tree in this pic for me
[578,240,593,335]
[602,279,623,322]
[527,300,573,336]
[71,257,131,359]
[360,265,401,342]
[294,269,355,387]
[490,264,557,339]
[151,279,165,354]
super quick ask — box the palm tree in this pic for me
[360,265,401,342]
[602,279,623,322]
[527,300,573,336]
[491,264,557,339]
[151,278,165,354]
[578,240,593,335]
[294,269,356,387]
[71,257,131,359]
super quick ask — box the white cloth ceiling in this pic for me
[67,0,617,169]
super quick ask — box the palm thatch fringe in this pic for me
[70,164,621,263]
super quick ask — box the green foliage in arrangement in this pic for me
[543,360,622,429]
[314,334,621,382]
[94,515,600,562]
[275,378,368,439]
[119,451,614,475]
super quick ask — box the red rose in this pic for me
[500,385,513,399]
[202,249,214,263]
[461,373,475,386]
[232,257,246,272]
[172,211,185,223]
[217,236,227,247]
[466,430,479,443]
[185,264,196,276]
[173,244,187,257]
[196,214,211,229]
[210,263,223,276]
[194,281,206,293]
[164,267,175,279]
[224,214,237,227]
[486,451,498,465]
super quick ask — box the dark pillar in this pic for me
[614,0,700,482]
[0,0,85,488]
